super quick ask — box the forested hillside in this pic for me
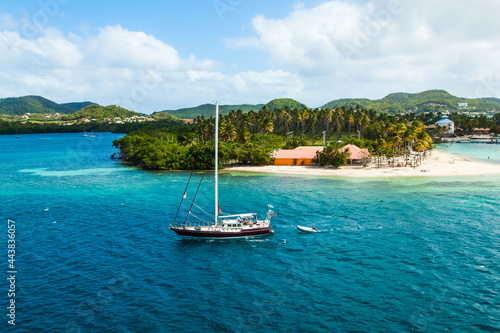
[323,90,500,113]
[265,98,307,111]
[63,104,142,120]
[60,101,95,112]
[155,103,264,119]
[0,96,78,115]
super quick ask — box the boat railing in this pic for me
[220,213,258,219]
[170,221,215,228]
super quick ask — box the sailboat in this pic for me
[169,102,276,239]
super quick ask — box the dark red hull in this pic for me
[169,226,273,239]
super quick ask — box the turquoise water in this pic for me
[438,142,500,164]
[1,133,500,332]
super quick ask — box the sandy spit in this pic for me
[224,150,500,178]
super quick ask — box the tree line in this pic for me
[113,104,439,170]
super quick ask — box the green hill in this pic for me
[65,104,142,120]
[480,97,500,105]
[0,96,78,115]
[322,90,500,113]
[265,98,307,111]
[60,101,95,112]
[0,96,98,115]
[154,103,264,119]
[151,111,177,120]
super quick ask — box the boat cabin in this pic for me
[220,213,259,228]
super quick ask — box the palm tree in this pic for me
[360,112,370,139]
[259,116,274,149]
[335,108,344,141]
[284,111,292,134]
[309,109,319,137]
[301,108,309,134]
[293,108,302,134]
[347,110,354,138]
[376,137,388,167]
[226,123,237,142]
[237,127,251,144]
[390,136,401,164]
[324,108,333,137]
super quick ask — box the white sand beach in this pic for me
[225,150,500,178]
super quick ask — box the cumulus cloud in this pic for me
[0,21,304,111]
[3,1,500,112]
[228,0,500,99]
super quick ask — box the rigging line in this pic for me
[181,104,217,225]
[172,130,211,225]
[173,105,216,224]
[186,198,215,219]
[189,200,215,220]
[183,167,207,225]
[184,197,212,217]
[189,213,211,224]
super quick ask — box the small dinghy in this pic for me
[297,225,317,233]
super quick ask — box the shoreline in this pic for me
[224,150,500,178]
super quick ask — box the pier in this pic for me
[442,135,499,144]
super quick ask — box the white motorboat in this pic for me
[297,225,317,233]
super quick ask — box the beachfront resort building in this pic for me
[274,146,322,166]
[337,144,372,165]
[273,145,372,166]
[435,116,455,134]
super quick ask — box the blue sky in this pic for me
[1,0,500,113]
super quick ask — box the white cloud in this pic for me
[0,23,243,110]
[0,22,304,111]
[228,0,500,100]
[87,25,182,70]
[3,1,500,112]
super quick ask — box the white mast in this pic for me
[215,101,219,225]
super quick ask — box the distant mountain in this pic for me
[265,98,307,111]
[65,104,142,120]
[0,95,97,115]
[480,97,500,105]
[60,101,96,113]
[154,103,264,119]
[0,96,72,115]
[322,90,500,113]
[151,111,177,120]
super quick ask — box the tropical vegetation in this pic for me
[0,95,93,115]
[62,104,142,121]
[322,90,500,114]
[2,91,500,171]
[113,103,442,170]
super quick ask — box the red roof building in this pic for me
[337,144,371,164]
[273,146,323,166]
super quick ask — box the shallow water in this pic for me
[438,141,500,164]
[1,133,499,332]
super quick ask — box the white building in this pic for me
[435,116,455,134]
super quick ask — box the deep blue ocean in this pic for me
[1,133,500,332]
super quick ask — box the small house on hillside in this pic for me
[273,146,323,166]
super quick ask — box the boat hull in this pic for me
[297,225,317,233]
[169,226,273,239]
